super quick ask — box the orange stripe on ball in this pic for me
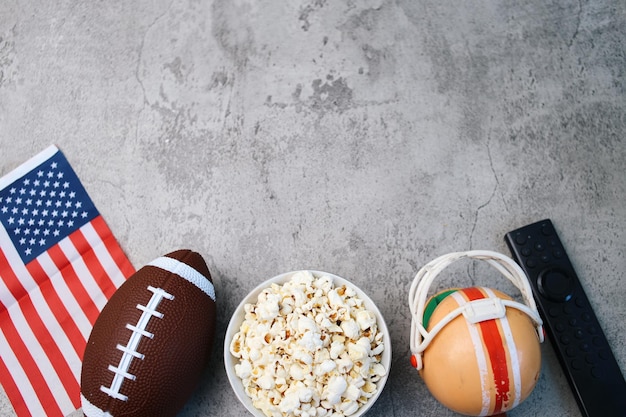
[461,287,510,415]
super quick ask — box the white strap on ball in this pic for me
[409,250,544,370]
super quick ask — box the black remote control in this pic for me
[505,219,626,417]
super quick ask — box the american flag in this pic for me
[0,145,134,417]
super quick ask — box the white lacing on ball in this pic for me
[100,286,174,401]
[408,250,544,370]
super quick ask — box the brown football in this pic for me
[80,249,216,417]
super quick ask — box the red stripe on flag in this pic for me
[0,310,64,417]
[69,229,118,299]
[0,250,24,313]
[0,249,80,401]
[18,295,80,408]
[46,245,101,325]
[25,261,86,358]
[0,275,26,314]
[462,287,510,414]
[0,356,30,417]
[91,215,135,278]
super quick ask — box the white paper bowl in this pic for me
[224,270,392,417]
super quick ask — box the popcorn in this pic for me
[323,375,347,405]
[230,271,386,417]
[341,399,359,416]
[356,311,377,331]
[340,319,360,340]
[315,359,336,376]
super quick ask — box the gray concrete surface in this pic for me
[1,0,625,416]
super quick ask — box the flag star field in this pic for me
[0,152,98,264]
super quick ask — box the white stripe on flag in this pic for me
[0,226,81,374]
[1,224,87,359]
[82,221,128,288]
[58,238,108,311]
[0,329,47,417]
[4,302,76,413]
[36,252,93,341]
[0,226,39,305]
[0,225,82,390]
[26,286,82,380]
[0,273,81,382]
[0,221,127,417]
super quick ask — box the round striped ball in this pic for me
[420,287,541,416]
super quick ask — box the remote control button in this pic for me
[579,342,591,352]
[566,346,577,358]
[571,359,583,370]
[575,297,585,308]
[574,329,584,339]
[549,307,561,317]
[552,248,563,258]
[522,247,532,256]
[535,242,545,251]
[581,312,591,321]
[541,254,550,263]
[541,223,555,236]
[538,268,574,302]
[591,367,602,379]
[515,234,527,245]
[555,322,565,332]
[526,258,537,268]
[585,354,595,364]
[560,335,571,345]
[587,326,597,335]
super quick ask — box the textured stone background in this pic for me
[1,0,624,416]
